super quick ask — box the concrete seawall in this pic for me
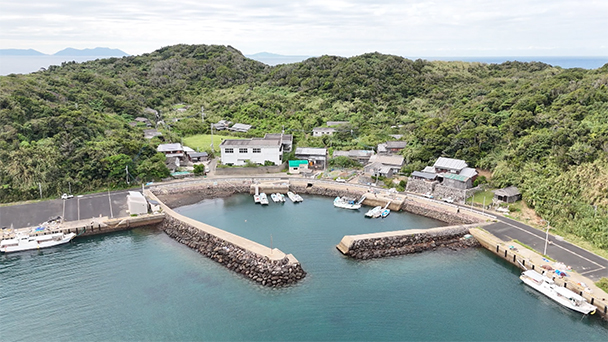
[336,223,489,259]
[471,228,608,320]
[146,190,306,287]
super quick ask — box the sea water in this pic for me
[1,194,606,341]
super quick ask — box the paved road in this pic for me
[0,190,130,229]
[485,216,608,281]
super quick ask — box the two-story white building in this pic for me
[220,139,282,166]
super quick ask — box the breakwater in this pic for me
[337,223,486,260]
[147,190,306,287]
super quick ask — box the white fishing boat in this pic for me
[253,194,261,204]
[259,193,269,205]
[270,193,280,203]
[334,196,364,210]
[381,201,391,218]
[520,270,596,315]
[1,232,76,253]
[365,206,382,218]
[287,191,303,203]
[277,193,286,202]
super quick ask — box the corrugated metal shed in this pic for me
[433,157,467,171]
[441,173,469,182]
[295,147,327,156]
[459,167,478,178]
[411,171,437,180]
[494,186,521,197]
[289,160,309,167]
[157,143,183,152]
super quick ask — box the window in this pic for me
[253,148,261,153]
[239,148,248,153]
[225,148,234,153]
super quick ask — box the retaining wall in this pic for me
[401,199,481,225]
[337,223,485,260]
[214,162,287,176]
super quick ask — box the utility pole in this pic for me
[38,182,42,199]
[210,122,214,152]
[126,165,130,185]
[201,106,205,122]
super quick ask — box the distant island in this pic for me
[245,52,312,66]
[0,47,129,56]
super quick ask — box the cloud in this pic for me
[0,0,606,56]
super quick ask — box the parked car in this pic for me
[442,197,454,203]
[335,177,346,183]
[61,193,74,200]
[423,192,434,199]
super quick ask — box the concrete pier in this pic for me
[471,228,608,320]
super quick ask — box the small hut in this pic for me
[493,186,522,203]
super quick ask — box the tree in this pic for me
[193,164,205,175]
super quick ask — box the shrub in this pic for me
[193,164,205,174]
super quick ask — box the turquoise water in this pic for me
[1,194,606,341]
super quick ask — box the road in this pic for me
[0,190,130,229]
[484,216,608,281]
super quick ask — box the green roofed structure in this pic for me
[289,160,309,174]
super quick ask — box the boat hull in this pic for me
[520,271,596,315]
[1,233,77,253]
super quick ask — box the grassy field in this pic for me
[468,190,495,205]
[183,134,243,153]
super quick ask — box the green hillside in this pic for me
[0,44,606,248]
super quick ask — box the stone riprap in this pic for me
[337,224,484,260]
[159,216,306,287]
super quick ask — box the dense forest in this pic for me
[0,44,606,249]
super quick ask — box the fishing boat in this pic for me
[259,193,269,205]
[287,191,303,203]
[277,193,286,202]
[253,194,261,204]
[520,270,596,315]
[270,193,280,203]
[364,206,382,218]
[1,232,77,253]
[334,196,365,210]
[380,201,391,218]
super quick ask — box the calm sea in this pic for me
[1,55,606,75]
[1,194,606,341]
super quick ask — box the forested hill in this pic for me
[0,44,607,248]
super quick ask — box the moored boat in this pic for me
[334,196,363,210]
[380,208,390,218]
[520,270,596,315]
[259,193,269,205]
[1,232,77,253]
[277,193,286,202]
[270,193,280,203]
[364,206,382,218]
[287,191,303,203]
[254,194,261,204]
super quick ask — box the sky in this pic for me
[1,0,607,57]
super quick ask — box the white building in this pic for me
[127,191,148,215]
[220,139,282,166]
[312,127,336,137]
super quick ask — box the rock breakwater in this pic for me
[159,215,306,287]
[338,225,481,260]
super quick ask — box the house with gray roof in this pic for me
[229,123,252,133]
[326,121,348,127]
[144,129,162,139]
[312,127,336,137]
[295,147,328,170]
[264,133,293,152]
[364,154,404,177]
[157,143,184,158]
[332,149,375,164]
[493,186,522,203]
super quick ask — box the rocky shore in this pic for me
[159,215,306,287]
[339,226,481,260]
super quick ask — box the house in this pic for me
[385,141,407,153]
[264,133,293,152]
[295,147,328,170]
[229,123,252,133]
[134,117,151,127]
[410,171,438,181]
[494,186,522,203]
[212,120,231,131]
[332,150,375,164]
[433,157,468,174]
[364,154,405,177]
[220,139,282,166]
[186,151,208,163]
[326,121,348,127]
[157,143,184,159]
[143,129,162,139]
[288,160,309,174]
[312,127,336,137]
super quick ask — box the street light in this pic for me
[543,220,551,256]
